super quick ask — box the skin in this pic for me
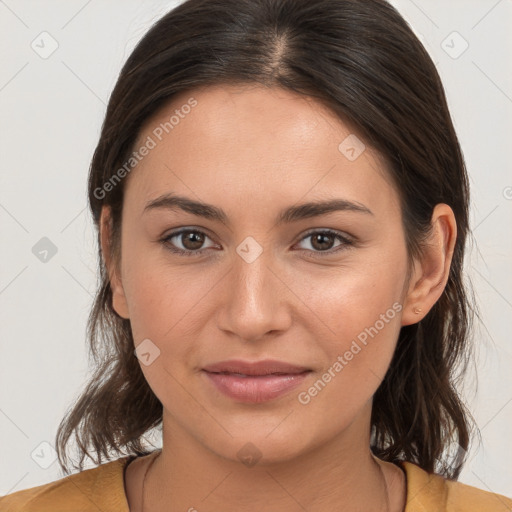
[100,84,457,512]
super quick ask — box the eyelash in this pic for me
[160,228,354,258]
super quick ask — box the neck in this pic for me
[141,408,405,512]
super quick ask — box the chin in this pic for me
[194,421,326,469]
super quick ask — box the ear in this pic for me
[401,203,457,326]
[99,205,130,319]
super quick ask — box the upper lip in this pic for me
[202,359,311,376]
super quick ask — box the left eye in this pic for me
[296,230,352,254]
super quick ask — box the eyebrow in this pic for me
[143,193,373,225]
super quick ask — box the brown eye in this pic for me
[310,232,336,251]
[296,229,353,256]
[180,230,205,250]
[162,229,217,256]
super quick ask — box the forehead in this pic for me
[126,84,399,217]
[133,84,351,167]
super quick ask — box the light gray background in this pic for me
[1,0,511,499]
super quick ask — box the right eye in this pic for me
[161,228,219,256]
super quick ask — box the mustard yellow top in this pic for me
[1,454,511,511]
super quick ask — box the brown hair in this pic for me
[56,0,475,478]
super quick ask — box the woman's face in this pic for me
[107,84,414,464]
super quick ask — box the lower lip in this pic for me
[203,371,311,403]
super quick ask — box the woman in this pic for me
[1,0,511,510]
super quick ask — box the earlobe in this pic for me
[401,203,457,326]
[99,206,130,319]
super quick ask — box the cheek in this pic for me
[120,247,224,398]
[125,271,211,353]
[120,230,210,339]
[122,262,208,407]
[292,248,407,395]
[297,247,406,337]
[291,290,403,452]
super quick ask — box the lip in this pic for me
[202,359,310,376]
[202,359,312,403]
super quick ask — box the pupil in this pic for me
[183,231,204,250]
[312,233,333,251]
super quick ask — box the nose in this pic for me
[216,248,292,342]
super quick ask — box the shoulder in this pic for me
[402,461,512,512]
[0,456,133,512]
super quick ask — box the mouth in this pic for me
[201,359,312,403]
